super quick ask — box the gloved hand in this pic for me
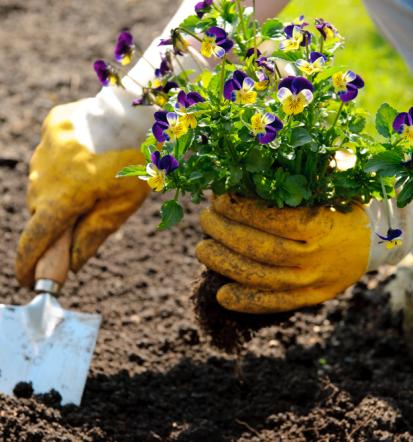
[16,97,153,287]
[196,194,413,313]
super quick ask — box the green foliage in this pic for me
[375,103,398,139]
[158,200,184,230]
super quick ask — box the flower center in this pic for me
[332,72,348,92]
[402,125,413,144]
[251,114,266,135]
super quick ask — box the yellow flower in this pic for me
[140,164,166,192]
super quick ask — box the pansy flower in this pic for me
[152,111,188,142]
[139,151,179,192]
[277,76,314,115]
[251,112,283,144]
[393,107,413,145]
[154,54,172,80]
[195,0,213,18]
[93,60,121,87]
[315,18,340,40]
[175,91,205,129]
[159,29,189,55]
[201,27,233,58]
[281,17,312,52]
[255,71,270,91]
[245,48,262,59]
[332,71,364,102]
[376,228,403,249]
[296,52,327,75]
[114,31,135,65]
[256,56,275,73]
[224,70,257,105]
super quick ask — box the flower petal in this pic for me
[339,84,358,102]
[277,87,292,102]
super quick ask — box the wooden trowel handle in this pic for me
[35,229,72,286]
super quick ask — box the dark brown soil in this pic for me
[1,0,413,440]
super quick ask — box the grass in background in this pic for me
[279,0,413,131]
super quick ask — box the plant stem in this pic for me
[174,188,181,201]
[219,54,227,105]
[179,27,202,42]
[380,177,393,228]
[235,0,248,41]
[331,101,344,130]
[319,38,324,53]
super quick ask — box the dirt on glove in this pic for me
[1,0,413,440]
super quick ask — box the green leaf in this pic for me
[375,103,398,139]
[226,166,243,187]
[261,18,283,39]
[246,147,273,172]
[348,114,366,134]
[397,179,413,208]
[314,65,345,83]
[116,165,147,178]
[365,151,403,176]
[283,175,310,207]
[179,15,200,31]
[290,127,313,147]
[158,200,184,230]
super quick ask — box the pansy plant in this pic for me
[112,2,408,236]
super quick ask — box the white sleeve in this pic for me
[73,0,206,154]
[362,0,413,73]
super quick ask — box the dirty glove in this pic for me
[196,194,413,313]
[16,0,207,287]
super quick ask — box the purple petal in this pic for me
[242,77,255,91]
[114,31,134,61]
[186,92,205,105]
[350,74,364,89]
[409,107,413,123]
[393,112,409,132]
[160,155,179,174]
[206,26,227,41]
[151,151,161,168]
[219,38,234,52]
[246,48,262,58]
[232,70,248,89]
[163,81,179,93]
[158,38,172,47]
[284,24,294,39]
[258,126,277,144]
[291,77,314,94]
[309,51,326,63]
[93,59,110,86]
[270,116,284,131]
[177,90,188,108]
[278,76,295,91]
[152,123,167,142]
[195,2,206,17]
[301,30,312,46]
[224,79,236,100]
[339,84,358,102]
[154,111,169,123]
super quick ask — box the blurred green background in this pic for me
[279,0,413,130]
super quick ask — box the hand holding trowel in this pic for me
[0,229,101,406]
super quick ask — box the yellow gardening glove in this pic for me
[196,194,413,314]
[16,100,151,287]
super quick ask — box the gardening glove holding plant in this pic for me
[196,194,413,314]
[16,0,207,288]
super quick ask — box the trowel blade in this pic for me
[0,293,101,406]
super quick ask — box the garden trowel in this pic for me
[0,230,101,406]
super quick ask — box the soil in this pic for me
[1,0,413,440]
